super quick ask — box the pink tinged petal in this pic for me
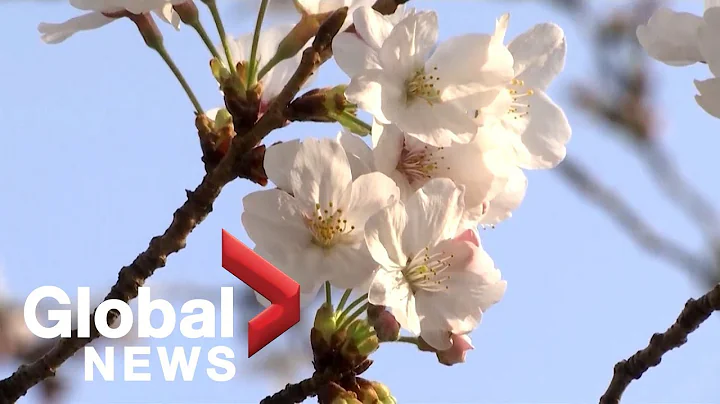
[428,34,515,102]
[389,101,478,147]
[480,166,527,226]
[353,6,397,50]
[364,202,409,270]
[699,8,720,76]
[378,10,439,81]
[454,228,480,247]
[436,334,474,366]
[369,269,421,334]
[509,23,566,91]
[636,8,704,66]
[343,172,400,231]
[402,178,465,254]
[333,33,381,77]
[337,129,375,178]
[694,78,720,119]
[371,123,404,174]
[290,138,353,211]
[345,69,394,124]
[38,12,115,44]
[514,89,571,169]
[264,140,301,192]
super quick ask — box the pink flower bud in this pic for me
[436,334,474,366]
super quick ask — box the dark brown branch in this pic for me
[0,9,347,403]
[599,282,720,403]
[259,371,334,404]
[557,157,718,285]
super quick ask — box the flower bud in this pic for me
[342,319,379,358]
[320,381,361,404]
[128,13,163,49]
[370,381,396,404]
[173,1,200,25]
[355,378,379,403]
[436,334,474,366]
[313,302,337,343]
[367,306,400,342]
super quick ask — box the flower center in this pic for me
[505,78,533,119]
[396,143,447,185]
[402,247,454,293]
[304,202,355,248]
[405,67,442,105]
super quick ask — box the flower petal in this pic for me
[337,129,375,178]
[353,5,397,50]
[290,138,353,211]
[699,7,720,76]
[402,178,465,254]
[514,89,571,169]
[343,172,400,231]
[479,166,527,226]
[333,32,381,77]
[38,12,115,44]
[378,10,438,81]
[509,23,566,91]
[345,69,394,124]
[694,78,720,119]
[152,5,181,30]
[364,201,408,270]
[324,244,378,289]
[368,268,420,334]
[636,7,704,66]
[265,140,301,192]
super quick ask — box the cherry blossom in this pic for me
[473,14,571,169]
[364,178,507,350]
[336,7,515,147]
[242,138,399,296]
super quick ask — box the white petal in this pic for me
[353,5,397,50]
[388,100,478,147]
[264,140,301,192]
[368,268,420,334]
[333,33,381,77]
[694,78,720,119]
[402,178,464,254]
[509,23,566,91]
[290,138,353,211]
[337,129,375,177]
[371,123,404,175]
[514,90,571,169]
[479,167,527,226]
[364,201,409,270]
[699,7,720,75]
[428,34,515,102]
[152,5,181,30]
[345,69,395,124]
[636,7,703,66]
[706,0,720,11]
[323,244,378,289]
[38,12,115,44]
[241,190,309,258]
[378,10,438,80]
[343,172,400,231]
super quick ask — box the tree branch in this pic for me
[599,282,720,403]
[556,157,718,285]
[259,371,335,404]
[0,9,347,403]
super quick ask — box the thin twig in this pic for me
[599,282,720,403]
[0,9,347,403]
[259,371,334,404]
[556,157,717,285]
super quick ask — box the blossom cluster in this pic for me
[242,6,571,359]
[637,0,720,119]
[38,0,571,389]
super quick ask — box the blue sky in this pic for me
[1,0,720,402]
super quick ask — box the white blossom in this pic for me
[339,123,520,228]
[39,0,182,44]
[474,15,571,170]
[335,7,515,147]
[242,138,399,296]
[364,178,507,350]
